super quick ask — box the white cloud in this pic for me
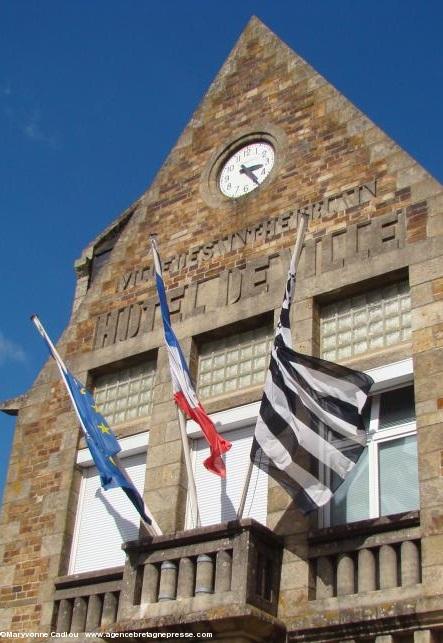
[0,331,26,365]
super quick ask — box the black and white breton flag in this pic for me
[250,244,374,514]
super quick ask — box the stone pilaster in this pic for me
[144,344,188,534]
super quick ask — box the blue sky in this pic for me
[1,1,442,501]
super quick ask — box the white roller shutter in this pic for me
[69,452,146,574]
[190,424,268,527]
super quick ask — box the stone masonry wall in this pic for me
[0,17,442,637]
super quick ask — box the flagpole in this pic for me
[140,507,162,537]
[177,408,201,528]
[32,314,89,439]
[236,212,310,520]
[150,236,202,528]
[31,314,162,537]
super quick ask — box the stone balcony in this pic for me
[52,513,427,642]
[309,511,421,601]
[288,511,424,642]
[53,519,286,641]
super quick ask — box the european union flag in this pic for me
[32,314,151,526]
[65,373,152,525]
[64,372,121,460]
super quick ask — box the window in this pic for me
[69,433,148,574]
[197,327,273,399]
[320,281,411,361]
[94,362,156,425]
[323,359,419,526]
[186,403,268,528]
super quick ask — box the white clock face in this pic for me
[219,141,275,198]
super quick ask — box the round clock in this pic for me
[219,141,275,198]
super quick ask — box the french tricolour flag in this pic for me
[151,238,231,477]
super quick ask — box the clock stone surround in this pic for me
[199,121,288,208]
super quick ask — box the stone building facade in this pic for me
[1,17,443,643]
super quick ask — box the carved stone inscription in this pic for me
[118,180,377,292]
[94,209,405,349]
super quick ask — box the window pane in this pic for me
[320,281,411,361]
[379,385,415,429]
[197,327,273,399]
[331,447,369,525]
[379,435,419,515]
[94,362,156,425]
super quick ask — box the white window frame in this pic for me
[321,358,416,527]
[185,402,262,529]
[69,432,149,574]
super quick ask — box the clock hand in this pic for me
[247,164,263,172]
[240,164,260,185]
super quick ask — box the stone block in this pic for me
[42,491,69,515]
[291,318,313,342]
[415,371,443,401]
[278,588,308,619]
[420,478,443,508]
[146,440,182,469]
[410,178,442,202]
[421,534,443,567]
[411,282,434,308]
[418,426,443,455]
[164,419,181,443]
[152,381,176,404]
[39,600,55,629]
[267,508,309,535]
[415,399,436,417]
[421,506,443,535]
[426,192,443,214]
[397,165,429,189]
[41,533,64,557]
[419,450,442,480]
[410,257,443,286]
[428,213,443,238]
[417,409,443,428]
[150,400,177,425]
[414,348,443,378]
[146,461,185,489]
[293,298,314,322]
[4,479,31,502]
[0,607,12,630]
[280,560,309,590]
[150,497,184,535]
[412,301,443,331]
[421,563,443,596]
[0,564,15,586]
[412,327,436,353]
[369,140,397,162]
[268,484,292,513]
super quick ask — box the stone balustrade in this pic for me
[52,567,123,633]
[308,511,421,600]
[50,521,284,637]
[118,518,283,623]
[51,515,422,638]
